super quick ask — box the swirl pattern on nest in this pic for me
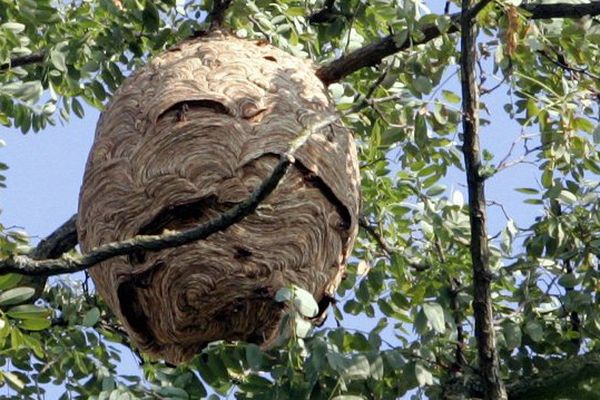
[77,32,360,364]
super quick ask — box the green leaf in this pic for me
[19,318,51,331]
[414,113,428,147]
[2,371,24,390]
[292,287,319,318]
[274,287,292,302]
[423,302,445,333]
[344,354,370,380]
[442,90,460,104]
[6,304,51,320]
[12,81,43,103]
[82,307,101,327]
[293,314,312,338]
[156,386,189,399]
[502,322,521,350]
[558,190,577,205]
[541,169,553,188]
[142,2,160,32]
[329,83,344,99]
[0,287,35,306]
[414,362,433,387]
[50,48,67,72]
[413,76,432,94]
[0,274,22,290]
[525,320,544,342]
[515,187,539,194]
[574,117,594,133]
[558,273,577,289]
[245,344,264,370]
[593,124,600,144]
[426,184,445,196]
[436,15,452,33]
[72,98,85,118]
[1,22,26,33]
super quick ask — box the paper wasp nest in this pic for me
[77,32,359,364]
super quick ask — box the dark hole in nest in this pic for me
[118,281,153,341]
[118,261,168,339]
[263,55,277,62]
[234,246,253,259]
[138,197,217,236]
[158,99,231,123]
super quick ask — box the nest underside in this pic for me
[78,32,360,364]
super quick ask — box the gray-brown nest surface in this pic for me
[77,31,360,364]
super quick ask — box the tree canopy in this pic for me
[2,0,600,399]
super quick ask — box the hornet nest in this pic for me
[77,31,360,364]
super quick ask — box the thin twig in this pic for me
[537,49,600,81]
[487,200,510,221]
[480,75,508,95]
[0,115,338,276]
[358,216,393,256]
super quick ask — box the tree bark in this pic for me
[460,0,506,398]
[315,1,600,85]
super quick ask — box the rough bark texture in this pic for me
[77,31,360,364]
[460,1,506,399]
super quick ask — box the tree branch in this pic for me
[315,20,459,85]
[29,214,78,260]
[208,0,234,30]
[460,0,506,399]
[315,1,600,85]
[308,0,340,24]
[2,2,599,74]
[0,116,337,276]
[19,214,79,297]
[358,216,394,256]
[0,52,45,72]
[522,1,600,19]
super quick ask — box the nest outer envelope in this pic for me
[77,32,360,364]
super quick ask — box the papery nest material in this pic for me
[77,31,360,364]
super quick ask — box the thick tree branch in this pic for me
[460,1,506,399]
[0,116,337,276]
[522,1,600,19]
[0,52,45,71]
[315,1,600,85]
[29,214,78,260]
[315,21,459,85]
[2,2,600,74]
[308,0,339,24]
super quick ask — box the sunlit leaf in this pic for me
[0,287,35,306]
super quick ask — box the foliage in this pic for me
[2,0,600,398]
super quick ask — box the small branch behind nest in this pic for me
[209,0,234,30]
